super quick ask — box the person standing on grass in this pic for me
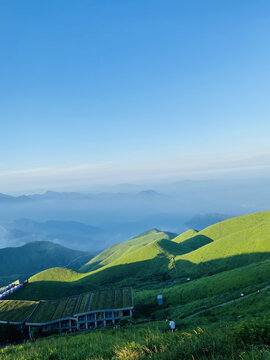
[168,319,176,332]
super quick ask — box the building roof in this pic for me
[0,288,133,326]
[0,300,38,324]
[27,287,133,325]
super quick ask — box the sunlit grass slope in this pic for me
[80,229,176,272]
[172,229,198,243]
[174,212,270,277]
[198,210,270,241]
[29,267,84,283]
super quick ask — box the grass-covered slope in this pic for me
[1,316,270,360]
[174,213,270,278]
[135,258,270,320]
[29,267,84,283]
[198,210,270,241]
[80,229,176,272]
[172,229,198,243]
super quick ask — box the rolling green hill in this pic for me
[174,212,270,278]
[80,229,177,272]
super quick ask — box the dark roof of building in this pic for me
[0,300,38,324]
[26,287,133,325]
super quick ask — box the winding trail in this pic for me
[185,284,270,319]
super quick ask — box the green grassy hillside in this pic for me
[1,316,270,360]
[135,258,270,320]
[29,267,84,283]
[80,229,176,272]
[198,210,270,241]
[174,215,270,278]
[172,229,198,243]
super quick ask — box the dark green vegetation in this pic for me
[3,211,270,359]
[0,241,92,286]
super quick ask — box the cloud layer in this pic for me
[1,154,270,194]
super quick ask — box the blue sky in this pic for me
[1,0,270,193]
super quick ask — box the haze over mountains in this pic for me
[1,177,270,251]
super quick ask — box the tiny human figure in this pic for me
[168,319,176,332]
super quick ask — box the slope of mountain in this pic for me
[0,241,92,286]
[80,228,177,272]
[199,210,270,240]
[174,211,270,278]
[172,229,198,243]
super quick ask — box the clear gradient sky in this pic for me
[1,0,270,193]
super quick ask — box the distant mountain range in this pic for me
[0,190,164,203]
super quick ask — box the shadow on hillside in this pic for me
[158,235,213,256]
[84,234,214,273]
[10,252,270,301]
[174,252,270,279]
